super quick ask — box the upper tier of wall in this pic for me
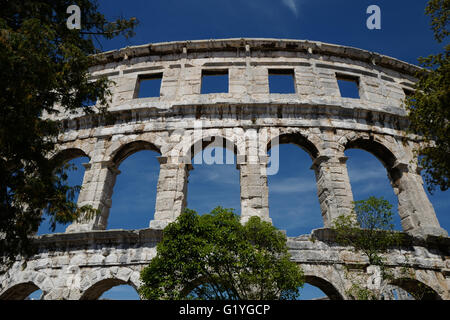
[50,38,420,126]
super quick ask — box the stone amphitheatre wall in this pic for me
[1,39,448,300]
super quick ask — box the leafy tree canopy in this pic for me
[0,0,137,271]
[406,0,449,193]
[139,207,305,300]
[332,197,402,266]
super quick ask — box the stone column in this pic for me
[65,161,120,232]
[239,156,271,224]
[311,154,354,228]
[391,162,447,237]
[149,157,190,229]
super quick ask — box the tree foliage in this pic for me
[0,0,137,271]
[139,207,305,300]
[406,0,450,192]
[332,197,402,266]
[332,197,405,300]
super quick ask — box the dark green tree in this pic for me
[406,0,449,193]
[0,0,137,271]
[139,207,304,300]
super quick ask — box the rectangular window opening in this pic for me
[337,73,360,99]
[269,69,296,94]
[136,73,163,98]
[201,69,229,94]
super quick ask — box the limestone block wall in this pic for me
[46,38,447,238]
[0,229,161,300]
[2,39,448,300]
[0,228,448,300]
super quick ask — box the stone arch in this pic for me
[111,140,162,168]
[106,140,162,230]
[166,128,245,162]
[301,264,348,299]
[178,130,245,163]
[265,130,330,229]
[389,278,443,300]
[303,275,345,300]
[267,131,320,161]
[52,147,90,164]
[0,282,42,300]
[49,147,91,173]
[179,276,209,299]
[341,134,397,171]
[338,132,409,184]
[42,147,93,233]
[65,138,164,232]
[151,131,244,229]
[183,133,242,216]
[0,268,55,300]
[181,273,346,300]
[341,133,401,211]
[340,133,445,236]
[179,274,344,300]
[342,135,400,209]
[80,277,140,300]
[187,135,240,162]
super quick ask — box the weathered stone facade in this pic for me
[1,39,448,299]
[0,228,448,300]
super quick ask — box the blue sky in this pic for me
[33,0,448,300]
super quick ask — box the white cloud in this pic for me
[192,162,239,186]
[269,176,317,194]
[282,0,300,17]
[356,182,385,194]
[347,166,387,183]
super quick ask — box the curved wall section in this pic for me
[2,39,447,300]
[50,38,445,237]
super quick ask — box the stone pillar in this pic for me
[391,162,447,237]
[66,161,120,232]
[311,154,354,227]
[149,157,190,229]
[239,156,271,224]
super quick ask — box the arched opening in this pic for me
[108,141,161,230]
[186,136,240,216]
[112,141,160,168]
[381,284,415,300]
[268,133,319,160]
[389,278,442,300]
[345,139,402,230]
[0,282,41,300]
[184,275,345,300]
[99,285,140,300]
[298,276,344,300]
[80,279,140,300]
[38,149,90,235]
[27,289,43,300]
[267,134,321,236]
[298,284,329,300]
[51,148,89,167]
[346,138,397,169]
